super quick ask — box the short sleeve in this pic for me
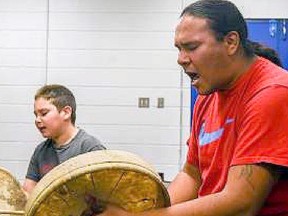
[80,133,106,152]
[232,85,288,167]
[26,148,41,182]
[186,118,200,166]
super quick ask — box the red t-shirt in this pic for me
[187,57,288,215]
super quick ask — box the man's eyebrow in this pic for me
[176,42,198,50]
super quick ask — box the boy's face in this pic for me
[34,97,66,139]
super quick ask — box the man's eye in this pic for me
[187,45,197,51]
[175,45,181,51]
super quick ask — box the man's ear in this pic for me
[60,106,72,121]
[224,31,240,56]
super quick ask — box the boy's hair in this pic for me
[35,84,76,124]
[181,0,253,57]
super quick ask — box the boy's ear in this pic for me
[60,106,72,121]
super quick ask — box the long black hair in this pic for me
[181,0,253,57]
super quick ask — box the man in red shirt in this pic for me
[97,0,288,215]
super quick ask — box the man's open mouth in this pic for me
[191,72,200,82]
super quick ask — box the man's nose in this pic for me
[177,50,190,66]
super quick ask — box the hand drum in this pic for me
[24,150,170,216]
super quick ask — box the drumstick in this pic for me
[0,210,25,215]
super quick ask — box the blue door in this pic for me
[190,19,288,123]
[247,19,288,69]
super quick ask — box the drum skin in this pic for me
[0,167,27,216]
[24,150,170,216]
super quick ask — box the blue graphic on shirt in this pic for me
[199,118,234,146]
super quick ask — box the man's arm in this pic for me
[97,163,278,216]
[168,162,201,205]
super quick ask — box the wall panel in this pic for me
[1,123,41,142]
[0,0,47,182]
[48,69,180,88]
[45,0,184,181]
[49,32,175,50]
[83,125,180,146]
[48,50,178,68]
[49,0,182,12]
[71,87,182,106]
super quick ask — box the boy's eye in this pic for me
[35,110,49,117]
[40,112,48,116]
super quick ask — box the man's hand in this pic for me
[81,194,132,216]
[81,194,105,216]
[95,204,132,216]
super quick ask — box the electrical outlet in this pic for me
[157,97,164,108]
[138,97,149,108]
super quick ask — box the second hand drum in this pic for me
[0,167,26,216]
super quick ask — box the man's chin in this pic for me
[195,88,216,95]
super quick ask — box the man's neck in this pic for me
[226,54,257,89]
